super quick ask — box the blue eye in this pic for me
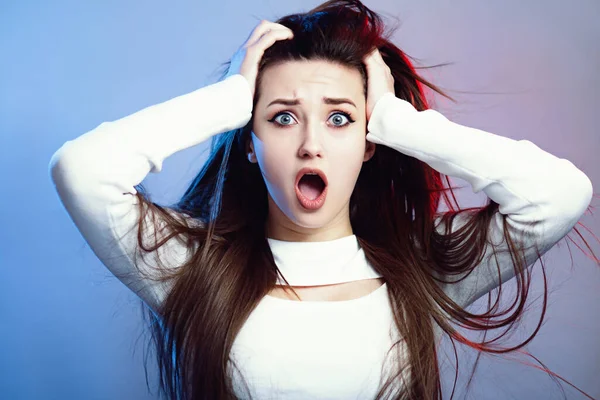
[267,111,355,128]
[270,112,297,126]
[328,112,354,127]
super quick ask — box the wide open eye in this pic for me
[270,112,297,126]
[328,112,354,127]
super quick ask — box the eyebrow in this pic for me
[267,97,357,108]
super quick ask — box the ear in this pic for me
[246,134,258,163]
[363,140,376,162]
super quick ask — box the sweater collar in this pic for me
[267,235,382,286]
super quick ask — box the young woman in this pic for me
[49,0,596,399]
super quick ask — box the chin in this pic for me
[288,210,329,229]
[268,191,344,231]
[276,198,330,230]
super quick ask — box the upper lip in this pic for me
[295,167,328,187]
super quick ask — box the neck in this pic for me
[266,222,354,242]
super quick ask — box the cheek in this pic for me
[252,136,292,187]
[331,139,367,190]
[335,135,366,168]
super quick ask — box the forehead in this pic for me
[258,60,364,101]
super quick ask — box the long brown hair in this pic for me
[128,1,598,398]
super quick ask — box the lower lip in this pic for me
[295,185,328,210]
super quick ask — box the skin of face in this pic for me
[248,60,376,242]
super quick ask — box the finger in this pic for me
[366,47,379,58]
[250,27,294,54]
[247,21,292,47]
[248,26,293,48]
[365,49,391,74]
[245,20,273,46]
[366,48,388,67]
[372,48,385,61]
[363,48,379,68]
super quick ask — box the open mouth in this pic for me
[295,168,328,210]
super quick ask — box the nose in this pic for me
[297,122,324,159]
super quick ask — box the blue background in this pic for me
[1,0,599,398]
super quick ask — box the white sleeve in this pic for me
[48,75,253,312]
[366,93,594,308]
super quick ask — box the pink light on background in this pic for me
[1,0,597,399]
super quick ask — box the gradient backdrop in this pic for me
[1,0,599,399]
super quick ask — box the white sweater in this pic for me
[48,74,593,399]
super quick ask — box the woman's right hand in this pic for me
[226,20,294,98]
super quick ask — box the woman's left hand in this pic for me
[363,48,395,121]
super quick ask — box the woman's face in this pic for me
[249,60,375,241]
